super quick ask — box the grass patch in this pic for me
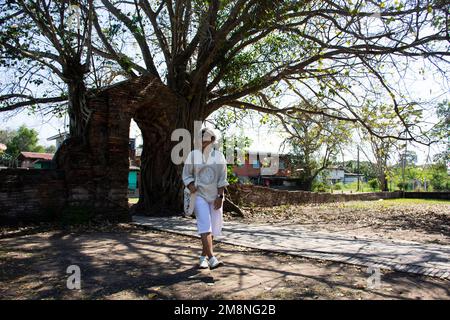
[329,198,450,209]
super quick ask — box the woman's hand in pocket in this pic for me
[214,197,223,210]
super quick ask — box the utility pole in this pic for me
[402,137,407,191]
[357,145,360,192]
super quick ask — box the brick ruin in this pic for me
[0,75,183,224]
[226,185,449,207]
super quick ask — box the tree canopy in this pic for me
[0,125,46,158]
[1,0,448,143]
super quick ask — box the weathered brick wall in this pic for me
[404,191,450,200]
[0,75,184,225]
[227,184,403,207]
[0,169,66,224]
[54,75,182,221]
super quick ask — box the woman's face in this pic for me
[202,138,214,149]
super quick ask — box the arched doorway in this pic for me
[55,75,186,221]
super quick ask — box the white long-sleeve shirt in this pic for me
[182,148,229,203]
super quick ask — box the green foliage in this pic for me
[227,164,238,184]
[210,107,252,161]
[368,178,379,191]
[397,181,408,191]
[284,110,352,191]
[312,180,330,193]
[333,182,344,190]
[45,145,57,154]
[0,129,14,146]
[431,100,450,163]
[4,125,46,158]
[389,161,449,192]
[344,160,378,181]
[429,162,450,191]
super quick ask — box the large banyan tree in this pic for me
[1,0,449,217]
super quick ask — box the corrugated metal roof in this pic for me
[20,152,54,161]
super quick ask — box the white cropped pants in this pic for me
[194,195,223,237]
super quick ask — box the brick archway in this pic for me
[55,75,184,221]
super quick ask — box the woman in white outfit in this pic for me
[182,128,229,269]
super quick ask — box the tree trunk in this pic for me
[133,123,184,215]
[131,100,198,216]
[379,173,389,191]
[64,59,91,140]
[296,167,315,191]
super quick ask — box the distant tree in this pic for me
[429,162,450,191]
[344,160,378,181]
[0,129,14,145]
[45,145,57,154]
[432,100,450,140]
[398,150,418,167]
[281,109,352,191]
[431,100,450,164]
[5,125,45,158]
[357,101,417,192]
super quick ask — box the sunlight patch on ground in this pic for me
[128,198,139,204]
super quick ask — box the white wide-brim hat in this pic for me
[201,127,221,142]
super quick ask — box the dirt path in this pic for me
[133,216,450,279]
[0,224,448,300]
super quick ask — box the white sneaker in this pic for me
[208,256,223,269]
[199,256,209,269]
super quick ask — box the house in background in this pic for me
[18,152,54,169]
[47,132,70,149]
[128,138,141,198]
[231,153,366,189]
[128,165,140,198]
[232,151,295,186]
[325,166,365,184]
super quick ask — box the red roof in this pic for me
[19,152,54,161]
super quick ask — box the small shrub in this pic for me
[397,181,408,191]
[313,182,329,193]
[334,183,343,190]
[368,178,379,191]
[227,165,239,184]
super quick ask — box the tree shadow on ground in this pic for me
[0,228,448,300]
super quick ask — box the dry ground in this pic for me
[0,223,449,300]
[227,199,450,245]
